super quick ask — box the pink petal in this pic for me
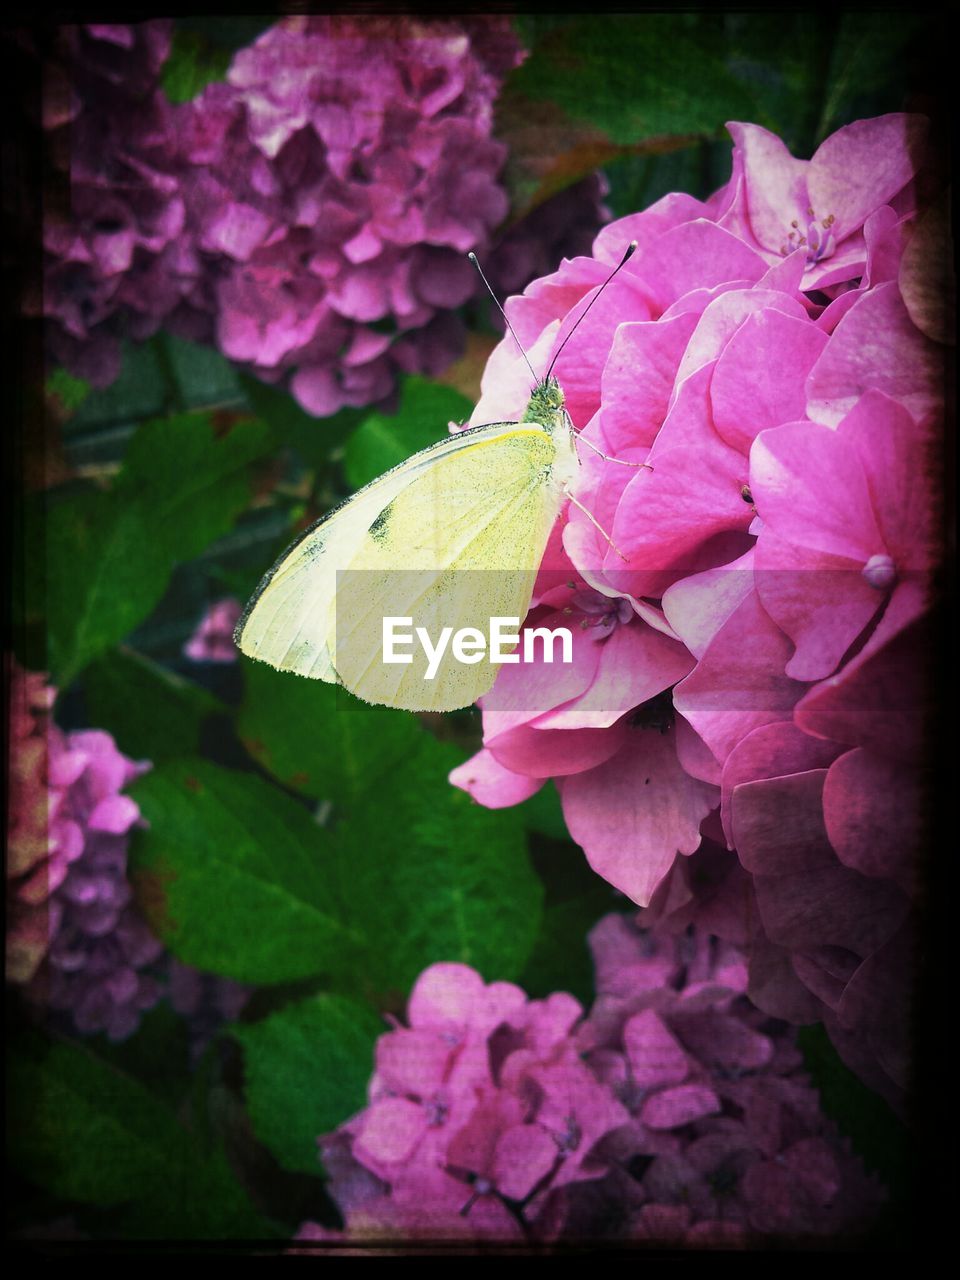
[661,548,755,661]
[675,288,806,386]
[623,1009,689,1088]
[673,589,805,769]
[492,1124,559,1201]
[806,282,943,427]
[532,623,693,732]
[836,390,934,570]
[794,581,929,760]
[480,614,602,740]
[750,420,885,562]
[821,748,921,888]
[375,1028,452,1097]
[609,364,752,597]
[753,863,907,954]
[448,748,543,809]
[559,726,718,905]
[87,794,140,834]
[726,122,810,256]
[719,720,843,849]
[598,312,698,455]
[635,220,767,312]
[711,310,828,455]
[354,1096,426,1165]
[407,963,486,1030]
[641,1082,720,1129]
[730,769,838,875]
[593,193,711,265]
[754,527,882,681]
[807,114,928,242]
[486,721,628,779]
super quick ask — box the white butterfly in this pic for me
[235,243,641,712]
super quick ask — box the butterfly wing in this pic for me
[236,421,575,711]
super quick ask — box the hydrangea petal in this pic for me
[559,726,718,906]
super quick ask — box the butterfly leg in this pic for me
[564,491,630,563]
[574,432,654,470]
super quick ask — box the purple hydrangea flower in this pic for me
[183,597,242,663]
[296,930,882,1245]
[167,14,524,417]
[40,21,185,387]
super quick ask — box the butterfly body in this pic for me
[235,377,579,712]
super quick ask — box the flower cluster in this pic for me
[165,14,524,416]
[296,925,881,1245]
[451,114,945,1104]
[183,597,242,663]
[6,660,164,1039]
[6,660,250,1045]
[40,21,184,387]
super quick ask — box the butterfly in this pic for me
[234,242,641,713]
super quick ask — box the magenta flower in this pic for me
[164,14,523,417]
[5,661,163,1038]
[39,21,184,387]
[721,115,929,289]
[183,597,243,663]
[451,114,942,1105]
[299,927,883,1245]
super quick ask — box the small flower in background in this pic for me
[170,13,524,416]
[40,16,613,417]
[6,659,163,1039]
[296,927,882,1245]
[7,661,62,984]
[39,21,185,388]
[183,597,242,663]
[6,659,250,1045]
[452,111,943,1105]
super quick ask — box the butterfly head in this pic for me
[521,376,567,432]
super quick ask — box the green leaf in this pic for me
[161,28,232,104]
[68,340,168,433]
[798,1023,910,1193]
[507,15,757,147]
[237,660,423,805]
[332,736,543,996]
[84,1002,192,1109]
[516,780,568,841]
[46,367,90,414]
[8,1032,266,1236]
[45,412,272,687]
[234,993,383,1176]
[239,372,362,469]
[156,332,246,410]
[128,758,363,984]
[114,411,272,563]
[815,12,933,144]
[344,376,473,490]
[46,491,170,689]
[83,647,223,764]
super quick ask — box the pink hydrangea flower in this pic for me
[451,114,943,1102]
[38,21,184,387]
[183,597,243,663]
[6,660,164,1037]
[164,14,524,416]
[298,927,882,1245]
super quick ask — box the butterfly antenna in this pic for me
[546,240,638,380]
[468,251,539,388]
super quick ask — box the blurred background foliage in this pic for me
[9,9,941,1244]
